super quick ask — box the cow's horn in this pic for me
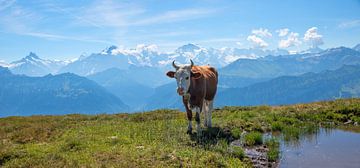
[190,59,194,67]
[172,60,179,69]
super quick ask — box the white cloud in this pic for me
[236,42,243,46]
[251,28,272,38]
[131,8,217,26]
[278,32,301,48]
[276,28,289,37]
[0,4,41,33]
[81,0,143,28]
[247,35,268,48]
[22,32,112,44]
[338,20,360,29]
[0,0,16,11]
[81,0,217,28]
[303,27,324,48]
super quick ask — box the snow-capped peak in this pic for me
[24,52,40,60]
[175,43,202,53]
[110,44,159,56]
[101,45,118,55]
[300,47,324,54]
[0,60,10,67]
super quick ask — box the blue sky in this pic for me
[0,0,360,62]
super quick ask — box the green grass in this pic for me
[0,98,360,167]
[243,132,263,146]
[265,138,280,162]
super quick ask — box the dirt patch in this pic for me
[231,140,279,168]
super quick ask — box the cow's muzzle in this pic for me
[177,87,184,96]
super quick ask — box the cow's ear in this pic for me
[191,71,202,79]
[166,71,175,78]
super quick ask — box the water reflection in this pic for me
[279,127,360,168]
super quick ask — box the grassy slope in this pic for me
[1,99,360,167]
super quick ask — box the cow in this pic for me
[166,60,218,134]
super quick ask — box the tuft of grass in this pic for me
[265,138,280,162]
[61,138,84,152]
[231,128,242,139]
[271,121,285,131]
[243,132,263,146]
[230,146,245,159]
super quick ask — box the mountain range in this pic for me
[0,67,128,117]
[1,43,360,115]
[2,43,294,77]
[8,52,68,77]
[217,64,360,106]
[220,47,360,78]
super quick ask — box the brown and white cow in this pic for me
[166,60,218,134]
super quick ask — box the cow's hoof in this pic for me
[186,130,192,134]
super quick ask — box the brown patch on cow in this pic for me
[166,71,175,78]
[191,66,218,80]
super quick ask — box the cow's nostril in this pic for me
[177,88,184,95]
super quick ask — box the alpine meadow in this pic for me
[1,0,360,167]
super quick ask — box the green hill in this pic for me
[1,99,360,167]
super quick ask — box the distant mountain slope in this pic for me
[58,46,131,76]
[217,65,360,106]
[88,68,156,111]
[353,43,360,52]
[143,82,183,111]
[220,47,360,78]
[0,67,128,117]
[9,52,67,76]
[218,75,269,88]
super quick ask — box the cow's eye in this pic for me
[185,77,189,80]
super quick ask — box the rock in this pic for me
[344,120,352,125]
[231,140,278,168]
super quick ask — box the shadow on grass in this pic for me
[189,127,234,147]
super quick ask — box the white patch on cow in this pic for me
[203,100,209,127]
[174,66,192,95]
[203,100,213,127]
[192,107,201,133]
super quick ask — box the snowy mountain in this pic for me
[57,43,294,76]
[59,45,170,76]
[300,47,324,54]
[9,52,68,76]
[0,60,9,67]
[220,46,360,78]
[4,44,357,78]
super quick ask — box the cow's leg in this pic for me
[207,100,213,128]
[186,109,192,134]
[193,107,201,134]
[183,97,192,134]
[203,100,209,127]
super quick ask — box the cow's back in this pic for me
[191,66,218,101]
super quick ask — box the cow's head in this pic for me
[166,60,201,96]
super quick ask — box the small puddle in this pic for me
[280,128,360,168]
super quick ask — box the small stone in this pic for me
[136,146,145,149]
[344,120,352,125]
